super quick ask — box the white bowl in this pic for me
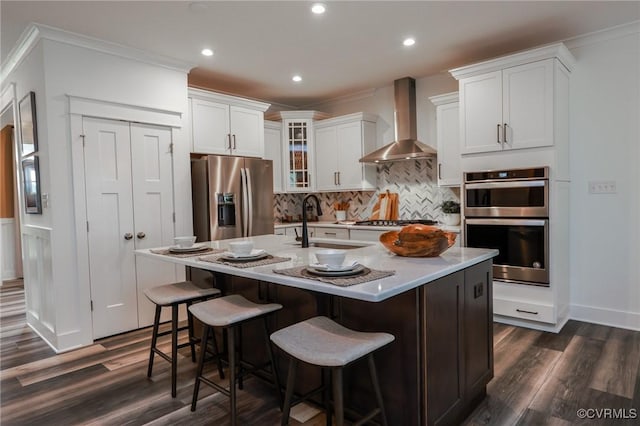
[315,249,347,267]
[174,236,196,248]
[229,241,254,256]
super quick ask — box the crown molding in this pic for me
[563,20,640,50]
[188,87,270,112]
[428,92,459,106]
[450,42,576,80]
[1,23,194,83]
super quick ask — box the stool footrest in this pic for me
[353,408,382,426]
[152,348,172,364]
[199,376,231,398]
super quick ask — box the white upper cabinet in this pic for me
[314,113,377,191]
[189,88,270,157]
[451,43,574,155]
[429,92,460,186]
[264,120,283,193]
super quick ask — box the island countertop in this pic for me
[135,234,497,302]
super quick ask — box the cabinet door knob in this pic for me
[137,232,146,239]
[124,233,133,240]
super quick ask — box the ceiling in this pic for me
[2,1,639,107]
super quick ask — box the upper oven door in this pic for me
[464,180,549,217]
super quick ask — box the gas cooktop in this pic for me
[354,219,438,227]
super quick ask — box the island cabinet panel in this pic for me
[423,272,465,426]
[339,289,422,426]
[463,262,493,400]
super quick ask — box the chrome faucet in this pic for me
[301,194,323,248]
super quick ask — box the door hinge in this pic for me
[80,134,86,147]
[172,212,176,223]
[90,300,93,311]
[169,143,174,154]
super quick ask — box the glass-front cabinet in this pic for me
[286,120,310,190]
[272,111,329,193]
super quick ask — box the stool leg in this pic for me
[322,368,331,426]
[229,326,237,426]
[210,328,225,379]
[281,358,297,426]
[186,300,196,362]
[238,325,244,390]
[368,354,388,426]
[171,304,179,398]
[147,305,162,378]
[263,317,283,409]
[191,325,210,411]
[332,367,344,426]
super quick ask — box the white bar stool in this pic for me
[189,294,283,426]
[270,316,395,426]
[144,281,221,397]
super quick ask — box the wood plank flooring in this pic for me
[1,280,639,425]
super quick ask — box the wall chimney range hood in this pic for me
[360,77,436,163]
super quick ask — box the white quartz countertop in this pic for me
[136,234,496,302]
[275,221,462,233]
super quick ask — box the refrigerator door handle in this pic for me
[245,167,254,236]
[240,168,249,237]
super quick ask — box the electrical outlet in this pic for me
[588,181,617,194]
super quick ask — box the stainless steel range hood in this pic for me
[360,77,436,163]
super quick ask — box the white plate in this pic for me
[308,262,359,272]
[219,249,267,261]
[168,244,208,253]
[306,264,366,277]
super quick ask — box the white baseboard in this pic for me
[494,314,568,333]
[570,304,640,332]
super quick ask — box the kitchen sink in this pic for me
[287,241,368,250]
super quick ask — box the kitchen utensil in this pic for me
[370,190,398,220]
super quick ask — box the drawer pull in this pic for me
[516,308,539,315]
[324,232,337,236]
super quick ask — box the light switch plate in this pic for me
[588,181,617,194]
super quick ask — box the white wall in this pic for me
[567,25,640,329]
[315,25,640,331]
[5,33,191,351]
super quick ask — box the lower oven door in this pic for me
[465,218,549,286]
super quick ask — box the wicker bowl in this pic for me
[379,225,456,257]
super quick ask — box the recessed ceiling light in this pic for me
[311,3,326,14]
[201,48,214,57]
[292,75,302,82]
[403,38,416,47]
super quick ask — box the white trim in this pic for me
[570,303,640,332]
[563,20,640,50]
[188,87,270,112]
[314,112,378,128]
[1,23,193,83]
[264,119,281,130]
[26,321,63,354]
[428,92,459,106]
[267,110,331,121]
[68,95,182,128]
[450,43,575,80]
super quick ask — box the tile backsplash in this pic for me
[274,159,459,222]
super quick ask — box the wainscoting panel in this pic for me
[1,218,17,281]
[22,226,55,336]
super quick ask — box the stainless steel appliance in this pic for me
[191,155,274,241]
[464,167,550,286]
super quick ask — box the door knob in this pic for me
[137,232,146,239]
[124,233,133,240]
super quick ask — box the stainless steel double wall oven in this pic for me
[464,167,550,286]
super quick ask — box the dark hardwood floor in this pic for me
[1,280,639,425]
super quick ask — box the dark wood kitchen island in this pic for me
[136,235,498,425]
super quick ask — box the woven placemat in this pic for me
[198,254,291,269]
[150,247,224,258]
[273,265,395,287]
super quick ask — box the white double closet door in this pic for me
[82,117,178,339]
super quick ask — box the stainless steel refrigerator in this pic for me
[191,155,274,242]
